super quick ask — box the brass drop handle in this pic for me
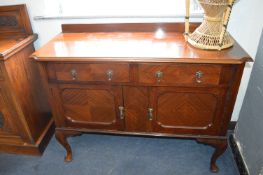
[107,70,113,81]
[70,69,77,80]
[195,71,204,83]
[148,108,153,121]
[119,106,124,120]
[155,71,163,83]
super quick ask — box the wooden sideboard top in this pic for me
[32,23,252,64]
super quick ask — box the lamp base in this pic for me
[188,27,234,50]
[187,0,234,50]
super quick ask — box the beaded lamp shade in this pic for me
[185,0,235,50]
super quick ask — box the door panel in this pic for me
[0,87,25,144]
[58,85,124,130]
[152,87,226,135]
[0,89,16,135]
[123,86,151,132]
[62,89,116,124]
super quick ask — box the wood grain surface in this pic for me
[32,23,252,64]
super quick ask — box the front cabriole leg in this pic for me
[196,138,228,173]
[55,130,82,162]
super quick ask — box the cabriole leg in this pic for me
[55,130,81,162]
[197,138,228,173]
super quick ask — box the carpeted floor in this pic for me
[0,134,239,175]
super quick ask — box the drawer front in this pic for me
[53,63,130,83]
[138,64,222,85]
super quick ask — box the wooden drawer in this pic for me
[51,63,130,83]
[138,64,222,85]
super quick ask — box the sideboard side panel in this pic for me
[4,44,51,141]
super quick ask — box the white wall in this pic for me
[1,0,262,121]
[228,0,263,121]
[0,0,189,49]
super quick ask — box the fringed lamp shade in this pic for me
[185,0,235,50]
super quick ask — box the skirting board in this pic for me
[0,120,55,156]
[229,134,249,175]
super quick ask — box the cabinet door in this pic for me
[0,90,16,136]
[0,87,28,144]
[57,84,124,130]
[151,87,226,135]
[123,86,151,132]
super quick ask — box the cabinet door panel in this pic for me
[123,86,150,132]
[58,85,124,130]
[0,87,26,144]
[152,87,226,135]
[0,89,16,135]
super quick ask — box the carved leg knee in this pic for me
[197,138,228,173]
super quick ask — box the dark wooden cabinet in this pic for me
[33,23,252,172]
[0,5,53,155]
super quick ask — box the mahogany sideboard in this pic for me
[32,23,252,172]
[0,5,53,155]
